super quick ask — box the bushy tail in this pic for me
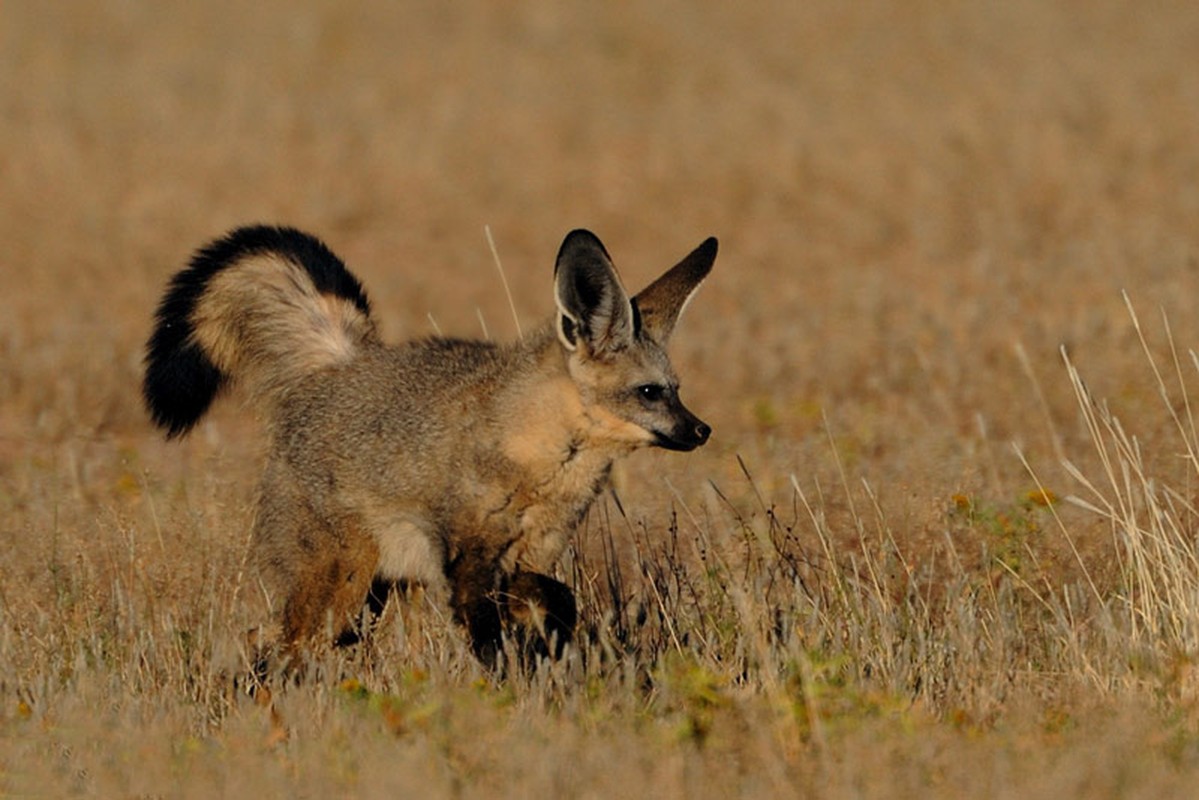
[143,225,376,437]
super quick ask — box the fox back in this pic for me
[144,226,716,663]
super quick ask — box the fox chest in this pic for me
[471,446,613,572]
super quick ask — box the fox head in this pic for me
[554,230,716,452]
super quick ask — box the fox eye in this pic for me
[637,384,666,403]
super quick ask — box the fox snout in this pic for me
[653,403,712,452]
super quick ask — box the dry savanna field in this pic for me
[5,1,1199,796]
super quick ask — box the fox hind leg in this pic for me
[333,577,401,647]
[265,515,379,648]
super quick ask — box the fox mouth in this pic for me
[652,430,708,452]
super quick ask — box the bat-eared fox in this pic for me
[144,226,716,666]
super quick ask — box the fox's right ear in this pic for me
[554,230,635,355]
[633,237,717,345]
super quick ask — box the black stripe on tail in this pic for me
[142,225,372,438]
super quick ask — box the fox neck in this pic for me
[503,324,644,459]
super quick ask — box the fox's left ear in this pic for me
[633,237,717,345]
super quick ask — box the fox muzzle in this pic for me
[653,406,711,452]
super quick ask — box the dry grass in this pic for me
[4,0,1199,796]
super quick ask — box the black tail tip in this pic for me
[143,337,226,438]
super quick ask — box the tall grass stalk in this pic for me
[1061,297,1199,667]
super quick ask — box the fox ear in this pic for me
[633,237,717,345]
[554,230,635,354]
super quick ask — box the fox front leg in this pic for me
[501,571,577,660]
[445,544,506,665]
[445,545,577,664]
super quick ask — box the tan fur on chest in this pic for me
[495,377,622,570]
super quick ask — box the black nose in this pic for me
[694,421,711,444]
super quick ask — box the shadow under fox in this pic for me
[144,226,716,663]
